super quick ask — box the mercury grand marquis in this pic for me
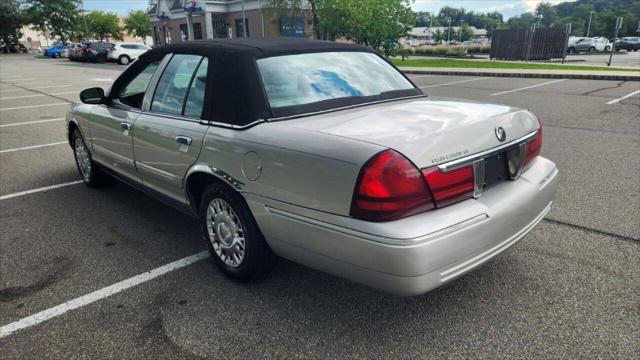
[67,38,558,296]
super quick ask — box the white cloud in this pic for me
[520,0,577,12]
[477,3,518,13]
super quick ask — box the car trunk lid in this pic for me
[279,97,540,168]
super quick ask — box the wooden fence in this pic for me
[490,27,569,61]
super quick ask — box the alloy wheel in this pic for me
[74,139,92,181]
[206,198,246,268]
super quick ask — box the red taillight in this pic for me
[350,150,434,222]
[422,165,475,208]
[86,48,93,54]
[524,127,543,167]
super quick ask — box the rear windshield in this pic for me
[257,52,417,110]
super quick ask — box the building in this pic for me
[148,0,311,46]
[406,26,488,45]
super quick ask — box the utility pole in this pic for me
[241,0,247,37]
[608,17,623,67]
[586,11,594,37]
[82,0,88,41]
[447,17,451,44]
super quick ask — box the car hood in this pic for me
[279,97,540,168]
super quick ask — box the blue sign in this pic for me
[279,17,305,38]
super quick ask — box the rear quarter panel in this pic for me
[195,122,384,215]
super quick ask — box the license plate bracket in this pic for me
[483,152,509,189]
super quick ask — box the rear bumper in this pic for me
[246,157,559,296]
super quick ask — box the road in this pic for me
[1,54,639,359]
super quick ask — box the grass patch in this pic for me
[391,58,638,72]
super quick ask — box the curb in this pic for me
[400,69,640,81]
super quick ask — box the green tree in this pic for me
[507,12,538,29]
[22,0,81,43]
[458,23,475,41]
[432,29,445,43]
[264,0,414,56]
[0,0,23,45]
[124,10,151,44]
[86,10,121,41]
[535,2,559,28]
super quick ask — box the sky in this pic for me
[83,0,577,19]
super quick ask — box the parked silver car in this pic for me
[67,39,558,295]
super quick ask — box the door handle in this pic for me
[175,136,192,145]
[120,122,132,130]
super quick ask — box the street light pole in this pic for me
[586,11,594,37]
[241,0,247,38]
[447,17,451,43]
[459,20,464,42]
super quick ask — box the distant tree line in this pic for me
[0,0,152,46]
[415,0,640,39]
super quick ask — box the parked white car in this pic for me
[107,42,151,65]
[591,37,611,51]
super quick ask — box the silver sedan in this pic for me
[66,38,558,295]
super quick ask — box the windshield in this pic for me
[257,52,415,109]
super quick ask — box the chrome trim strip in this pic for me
[437,130,538,172]
[136,161,177,180]
[266,95,427,122]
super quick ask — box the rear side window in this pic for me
[122,44,136,49]
[183,58,208,118]
[151,54,205,116]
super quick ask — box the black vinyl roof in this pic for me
[122,38,421,128]
[143,38,374,59]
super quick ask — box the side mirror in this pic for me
[80,87,106,105]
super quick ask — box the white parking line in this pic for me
[1,78,35,82]
[0,118,65,127]
[0,89,28,93]
[0,251,209,338]
[0,180,83,201]
[419,77,489,89]
[0,141,67,153]
[0,91,78,100]
[606,89,640,105]
[0,103,68,111]
[27,85,74,90]
[490,79,567,96]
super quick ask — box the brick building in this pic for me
[148,0,311,46]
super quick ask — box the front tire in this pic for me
[72,129,109,187]
[568,47,575,54]
[199,183,276,281]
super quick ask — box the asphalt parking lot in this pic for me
[1,54,639,358]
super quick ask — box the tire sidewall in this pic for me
[199,184,269,281]
[119,55,130,65]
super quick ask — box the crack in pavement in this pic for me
[544,218,639,243]
[580,80,626,96]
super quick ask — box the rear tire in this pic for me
[588,46,596,52]
[96,54,106,63]
[72,129,109,187]
[118,55,131,65]
[568,47,575,54]
[199,183,277,282]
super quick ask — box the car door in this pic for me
[89,57,163,182]
[133,54,210,204]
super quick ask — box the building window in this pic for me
[193,23,202,40]
[211,19,227,38]
[235,18,249,38]
[180,22,204,41]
